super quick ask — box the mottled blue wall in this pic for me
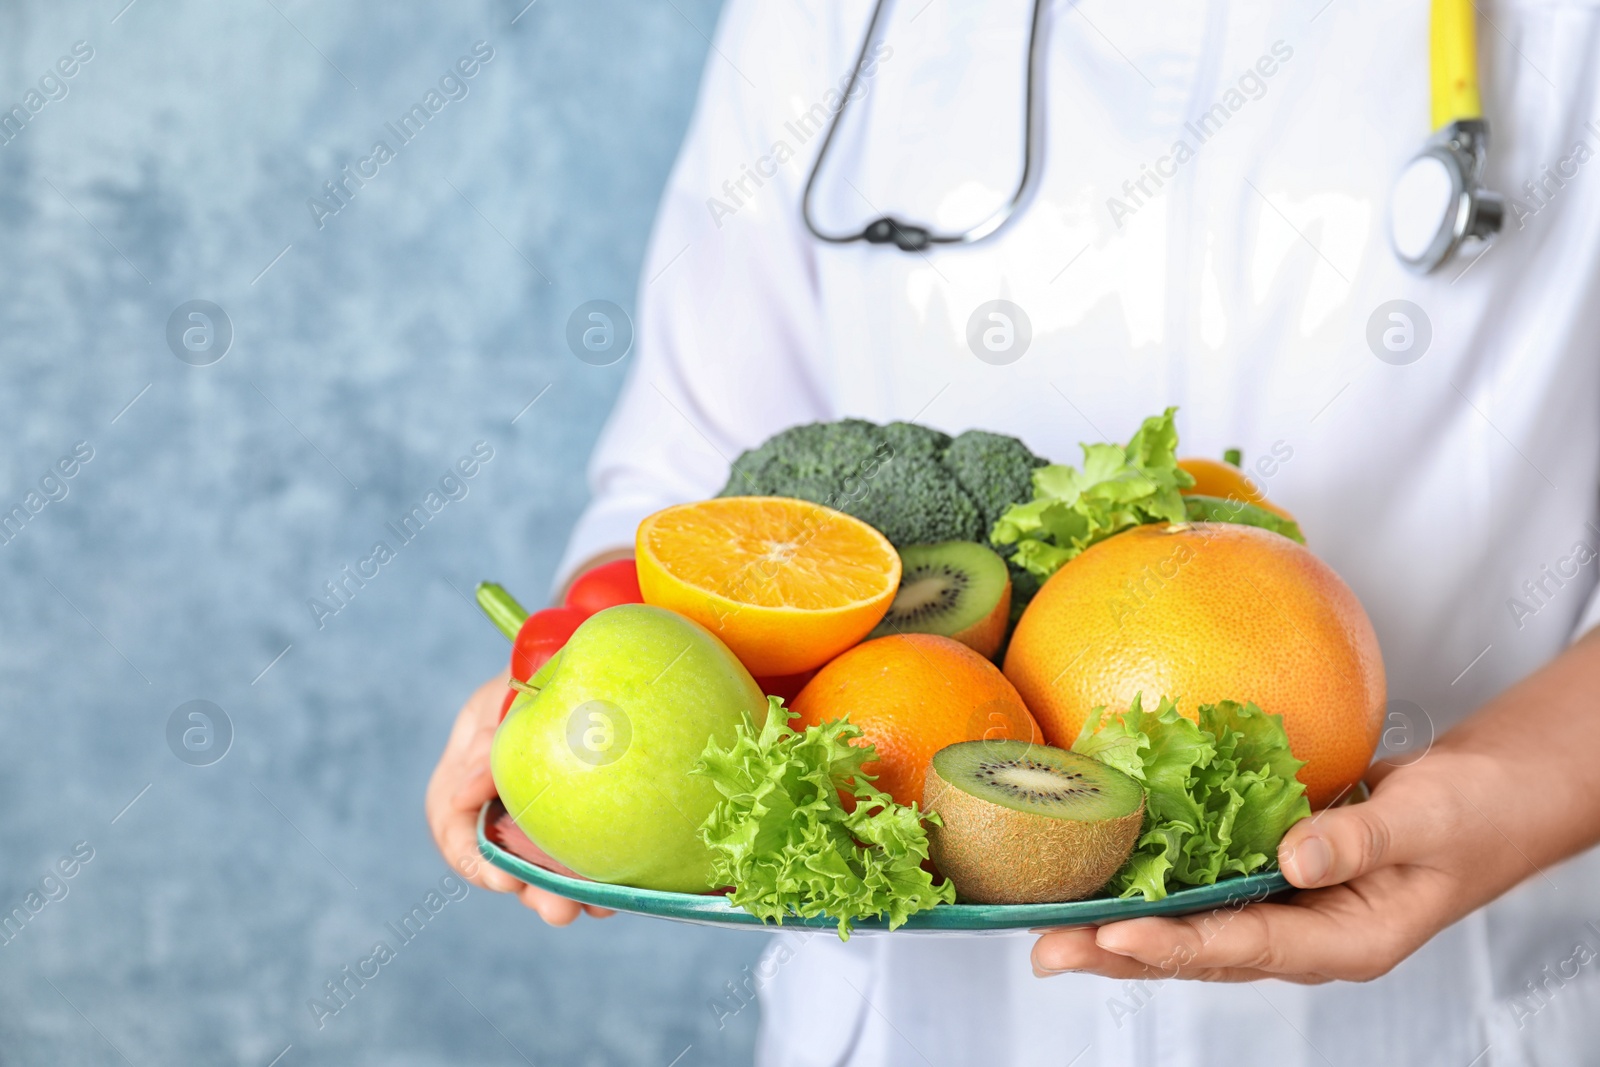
[0,2,765,1064]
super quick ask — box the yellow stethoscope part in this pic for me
[1392,0,1502,272]
[1430,0,1482,129]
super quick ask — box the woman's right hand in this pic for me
[425,670,614,926]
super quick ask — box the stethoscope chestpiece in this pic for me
[863,217,933,252]
[1389,119,1504,274]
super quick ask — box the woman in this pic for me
[429,1,1600,1062]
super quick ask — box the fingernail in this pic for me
[1288,835,1330,884]
[1095,929,1136,956]
[1031,952,1078,977]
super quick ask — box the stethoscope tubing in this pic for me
[800,0,1051,250]
[805,0,1500,271]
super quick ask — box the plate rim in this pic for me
[475,801,1291,934]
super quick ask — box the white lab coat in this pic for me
[557,1,1600,1063]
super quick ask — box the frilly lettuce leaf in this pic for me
[1072,694,1310,902]
[692,697,954,939]
[990,408,1194,580]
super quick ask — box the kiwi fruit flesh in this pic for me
[868,542,1011,658]
[922,739,1145,904]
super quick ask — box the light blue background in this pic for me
[0,2,769,1064]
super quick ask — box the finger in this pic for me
[440,811,523,893]
[1091,892,1401,982]
[425,673,507,823]
[1279,790,1415,888]
[427,786,519,892]
[428,814,520,893]
[451,762,500,812]
[1031,927,1289,984]
[446,671,511,753]
[1032,928,1157,979]
[470,859,522,894]
[1363,757,1404,790]
[582,905,617,919]
[519,883,583,925]
[464,859,522,894]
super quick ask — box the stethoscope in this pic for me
[801,0,1050,253]
[802,0,1503,274]
[1389,0,1504,272]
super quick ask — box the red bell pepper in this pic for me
[476,582,586,721]
[477,562,644,722]
[508,607,586,682]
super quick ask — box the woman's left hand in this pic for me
[1031,747,1543,984]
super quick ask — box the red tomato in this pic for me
[510,606,586,682]
[498,686,518,723]
[563,559,643,617]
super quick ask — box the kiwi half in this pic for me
[868,542,1011,658]
[922,740,1145,904]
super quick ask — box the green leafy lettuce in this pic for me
[1071,694,1310,902]
[693,698,954,938]
[990,407,1194,580]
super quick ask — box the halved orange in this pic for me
[635,497,901,676]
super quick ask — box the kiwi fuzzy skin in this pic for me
[922,763,1145,904]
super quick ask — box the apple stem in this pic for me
[475,581,529,641]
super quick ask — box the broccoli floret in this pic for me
[945,429,1050,534]
[880,420,951,461]
[942,430,1051,621]
[720,419,881,501]
[718,419,1037,548]
[853,457,983,546]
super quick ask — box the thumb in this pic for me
[1278,794,1406,889]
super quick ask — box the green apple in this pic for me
[491,603,766,892]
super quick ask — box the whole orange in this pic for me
[1178,457,1295,522]
[790,633,1042,808]
[1003,523,1383,809]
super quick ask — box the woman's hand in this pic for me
[425,671,614,926]
[1031,747,1540,983]
[1030,625,1600,985]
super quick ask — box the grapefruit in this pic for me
[1003,523,1383,809]
[790,633,1043,808]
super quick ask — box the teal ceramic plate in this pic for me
[477,800,1291,935]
